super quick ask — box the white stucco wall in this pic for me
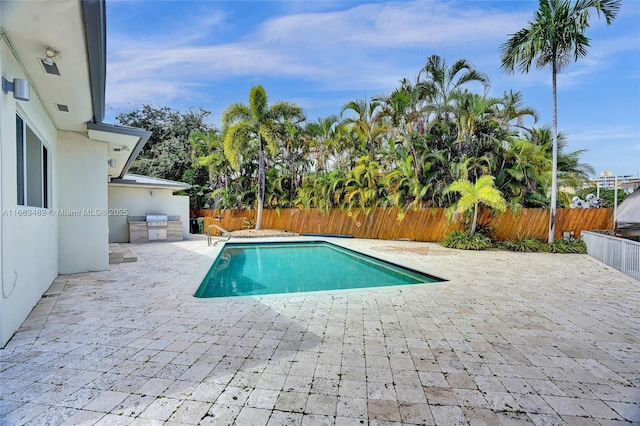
[57,131,109,274]
[108,185,190,242]
[1,37,59,347]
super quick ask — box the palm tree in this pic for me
[374,78,431,177]
[222,85,303,229]
[416,54,490,121]
[494,90,539,139]
[189,129,229,185]
[446,175,507,237]
[495,136,551,208]
[295,170,346,212]
[342,156,386,214]
[534,127,595,189]
[306,115,339,172]
[279,120,312,205]
[340,98,387,158]
[450,91,502,151]
[500,0,621,242]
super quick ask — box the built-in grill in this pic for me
[146,214,168,240]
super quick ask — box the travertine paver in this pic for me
[1,235,639,425]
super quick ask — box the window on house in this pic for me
[16,115,50,208]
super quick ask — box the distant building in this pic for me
[589,172,639,193]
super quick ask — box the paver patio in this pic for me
[1,236,639,425]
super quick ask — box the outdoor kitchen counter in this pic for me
[128,221,183,243]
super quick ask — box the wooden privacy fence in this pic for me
[197,207,614,242]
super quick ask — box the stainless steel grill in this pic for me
[146,214,168,240]
[146,214,168,227]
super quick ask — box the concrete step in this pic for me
[109,243,137,264]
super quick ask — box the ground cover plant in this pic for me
[442,232,587,253]
[499,237,587,253]
[441,230,493,251]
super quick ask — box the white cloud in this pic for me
[105,0,531,107]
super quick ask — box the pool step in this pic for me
[109,243,137,264]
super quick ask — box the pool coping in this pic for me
[178,236,449,302]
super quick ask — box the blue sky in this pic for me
[105,0,640,177]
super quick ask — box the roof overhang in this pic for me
[82,0,107,123]
[84,0,150,179]
[87,122,151,179]
[1,1,93,130]
[109,173,191,193]
[1,0,151,179]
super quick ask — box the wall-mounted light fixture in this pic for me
[43,47,60,66]
[108,159,117,168]
[2,77,30,101]
[40,47,61,76]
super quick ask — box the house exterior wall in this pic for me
[57,131,109,274]
[1,37,59,347]
[108,186,190,242]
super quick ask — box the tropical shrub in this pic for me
[446,175,507,237]
[501,238,548,252]
[500,237,586,254]
[548,239,587,254]
[441,230,492,250]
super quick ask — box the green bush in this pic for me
[548,239,587,254]
[441,231,493,250]
[499,237,586,254]
[501,238,549,252]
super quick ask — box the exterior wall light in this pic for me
[43,47,60,66]
[108,159,117,168]
[2,77,30,101]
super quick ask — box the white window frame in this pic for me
[16,113,51,209]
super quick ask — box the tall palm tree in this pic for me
[500,0,621,242]
[222,85,303,229]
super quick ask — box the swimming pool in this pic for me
[194,241,444,298]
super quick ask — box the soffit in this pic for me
[2,1,93,132]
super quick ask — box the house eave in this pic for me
[87,122,151,179]
[82,0,107,124]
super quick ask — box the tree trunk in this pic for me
[470,203,478,237]
[409,141,422,178]
[548,58,558,243]
[256,148,265,230]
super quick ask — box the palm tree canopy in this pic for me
[500,0,621,74]
[222,86,303,170]
[417,54,490,108]
[448,175,507,215]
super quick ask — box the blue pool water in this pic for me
[194,241,444,298]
